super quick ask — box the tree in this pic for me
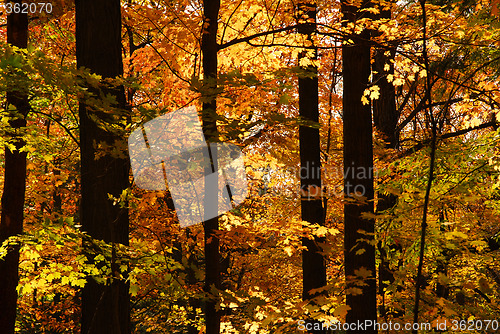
[200,0,221,333]
[75,0,130,333]
[297,1,327,331]
[0,2,29,333]
[341,0,377,331]
[371,0,401,319]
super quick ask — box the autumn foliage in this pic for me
[0,0,500,333]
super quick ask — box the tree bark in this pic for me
[372,8,398,150]
[201,0,221,333]
[341,0,377,332]
[0,3,29,333]
[75,1,130,333]
[371,0,401,319]
[297,2,327,332]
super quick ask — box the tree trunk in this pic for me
[0,4,29,333]
[435,211,449,299]
[75,1,130,333]
[341,0,377,332]
[371,0,401,319]
[297,2,327,332]
[201,0,221,333]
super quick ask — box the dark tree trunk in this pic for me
[297,2,327,332]
[75,1,130,333]
[341,0,377,332]
[372,11,398,149]
[371,0,401,319]
[201,0,221,333]
[185,228,201,334]
[435,211,449,299]
[0,4,29,333]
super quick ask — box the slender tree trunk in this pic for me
[0,4,29,333]
[75,1,130,333]
[435,211,449,299]
[413,3,435,323]
[297,2,327,332]
[372,5,398,151]
[341,0,377,332]
[201,0,221,333]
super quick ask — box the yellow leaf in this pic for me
[315,226,328,237]
[370,89,380,100]
[284,246,293,257]
[72,278,87,288]
[22,284,33,295]
[393,78,404,86]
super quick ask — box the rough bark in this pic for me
[0,4,29,333]
[201,1,221,333]
[75,1,130,333]
[297,2,327,332]
[341,0,377,332]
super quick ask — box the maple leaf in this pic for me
[354,267,372,279]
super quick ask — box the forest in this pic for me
[0,0,500,333]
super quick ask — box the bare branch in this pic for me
[218,25,299,50]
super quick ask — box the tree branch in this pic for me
[397,98,462,133]
[397,120,497,159]
[218,25,299,50]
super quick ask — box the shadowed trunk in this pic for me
[201,0,221,333]
[0,4,29,333]
[75,1,130,333]
[297,2,327,333]
[341,0,377,332]
[371,0,401,319]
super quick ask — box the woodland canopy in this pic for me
[0,0,500,333]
